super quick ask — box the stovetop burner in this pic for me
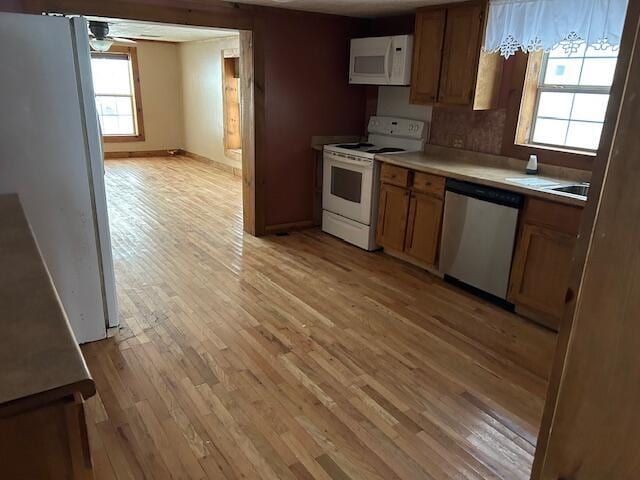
[334,142,375,149]
[366,147,405,154]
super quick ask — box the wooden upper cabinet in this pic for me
[376,183,410,251]
[410,1,502,109]
[438,3,484,105]
[404,191,443,266]
[410,8,446,104]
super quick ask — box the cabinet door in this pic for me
[404,192,443,266]
[376,183,410,251]
[438,3,484,105]
[410,8,446,104]
[509,223,576,329]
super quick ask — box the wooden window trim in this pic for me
[91,45,145,143]
[515,50,612,156]
[501,52,596,171]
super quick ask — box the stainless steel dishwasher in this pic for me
[440,179,523,303]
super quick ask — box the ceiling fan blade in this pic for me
[111,37,137,44]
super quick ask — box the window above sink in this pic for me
[516,45,618,155]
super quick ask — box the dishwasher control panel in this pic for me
[445,179,523,209]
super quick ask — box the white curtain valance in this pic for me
[484,0,629,58]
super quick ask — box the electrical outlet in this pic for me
[450,134,465,149]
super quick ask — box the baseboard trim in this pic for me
[104,149,178,159]
[265,220,314,234]
[514,304,560,332]
[382,247,444,278]
[181,150,242,178]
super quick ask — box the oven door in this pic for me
[349,36,392,85]
[323,151,373,225]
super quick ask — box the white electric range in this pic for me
[322,116,427,250]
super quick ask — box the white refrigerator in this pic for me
[0,13,118,343]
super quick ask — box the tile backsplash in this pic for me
[429,107,507,155]
[373,87,507,157]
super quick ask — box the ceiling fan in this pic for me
[88,21,135,52]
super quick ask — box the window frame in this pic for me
[91,45,145,143]
[515,48,615,156]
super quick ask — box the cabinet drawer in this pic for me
[524,198,583,235]
[412,172,445,198]
[380,163,410,187]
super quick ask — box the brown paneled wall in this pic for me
[260,8,367,227]
[365,13,415,36]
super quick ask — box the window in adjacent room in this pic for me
[90,46,144,142]
[516,44,618,153]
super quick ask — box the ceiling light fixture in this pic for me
[89,38,114,52]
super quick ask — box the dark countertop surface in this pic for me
[0,194,95,417]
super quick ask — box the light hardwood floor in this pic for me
[83,156,557,480]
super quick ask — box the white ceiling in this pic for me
[87,17,238,42]
[224,0,463,17]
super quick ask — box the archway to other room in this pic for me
[88,18,245,179]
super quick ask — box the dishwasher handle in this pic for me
[445,179,524,209]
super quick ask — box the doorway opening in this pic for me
[222,51,242,163]
[87,17,246,181]
[82,17,254,333]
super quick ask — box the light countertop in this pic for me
[377,145,591,207]
[0,194,95,417]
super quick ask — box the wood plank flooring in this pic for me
[83,156,557,480]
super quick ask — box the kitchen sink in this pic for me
[548,184,590,197]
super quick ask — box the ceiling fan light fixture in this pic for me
[89,38,114,52]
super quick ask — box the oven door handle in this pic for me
[324,152,372,168]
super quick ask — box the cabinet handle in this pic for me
[565,287,575,304]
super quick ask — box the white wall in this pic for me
[376,86,432,142]
[376,86,432,122]
[179,36,241,169]
[104,40,184,153]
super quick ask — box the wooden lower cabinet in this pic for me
[377,165,445,267]
[405,191,443,266]
[0,393,93,479]
[376,165,583,331]
[509,199,583,330]
[376,183,410,251]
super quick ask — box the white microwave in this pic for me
[349,35,413,86]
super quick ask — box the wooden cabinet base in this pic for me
[383,247,443,278]
[515,304,563,332]
[0,394,93,479]
[508,199,583,331]
[376,183,411,251]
